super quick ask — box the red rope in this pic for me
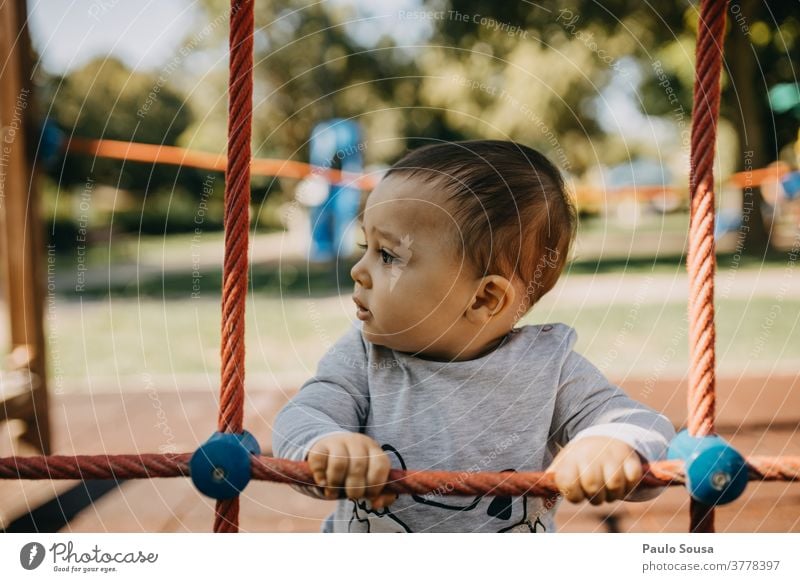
[215,0,254,533]
[65,137,379,188]
[687,0,728,533]
[2,454,798,490]
[3,0,793,536]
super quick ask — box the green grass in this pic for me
[43,294,799,392]
[44,296,349,391]
[528,297,800,378]
[45,208,796,301]
[31,211,799,391]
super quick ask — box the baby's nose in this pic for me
[350,259,371,288]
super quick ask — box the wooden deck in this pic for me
[2,373,798,532]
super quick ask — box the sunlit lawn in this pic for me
[40,293,800,393]
[14,210,798,392]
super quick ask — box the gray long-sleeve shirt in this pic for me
[272,321,675,532]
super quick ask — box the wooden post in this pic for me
[0,0,51,455]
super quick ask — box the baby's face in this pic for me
[350,175,477,357]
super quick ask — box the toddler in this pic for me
[272,140,675,532]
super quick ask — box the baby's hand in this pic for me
[547,436,644,504]
[306,433,398,509]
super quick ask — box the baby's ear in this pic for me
[465,275,516,324]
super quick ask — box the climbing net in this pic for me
[1,0,799,534]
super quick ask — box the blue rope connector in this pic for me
[190,431,261,500]
[781,171,800,201]
[667,429,748,506]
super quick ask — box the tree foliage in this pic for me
[46,56,203,195]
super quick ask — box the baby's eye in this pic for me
[356,242,395,264]
[379,249,396,265]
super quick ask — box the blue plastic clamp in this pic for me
[667,429,748,506]
[781,171,800,201]
[189,431,261,500]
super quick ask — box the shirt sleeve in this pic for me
[271,322,371,499]
[548,326,676,502]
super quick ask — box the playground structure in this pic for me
[306,118,364,262]
[0,0,51,460]
[1,0,799,534]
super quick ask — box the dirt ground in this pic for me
[1,372,798,532]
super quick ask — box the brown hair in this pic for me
[384,140,577,312]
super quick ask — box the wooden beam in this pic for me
[0,0,51,455]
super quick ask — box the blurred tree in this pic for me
[45,56,205,195]
[433,0,796,254]
[191,0,424,168]
[415,1,611,165]
[190,0,626,176]
[185,1,794,254]
[635,0,798,255]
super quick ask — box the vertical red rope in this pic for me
[687,0,727,533]
[215,0,254,533]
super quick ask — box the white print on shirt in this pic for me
[347,444,547,533]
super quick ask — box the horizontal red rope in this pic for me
[1,454,798,496]
[66,137,378,189]
[66,138,785,194]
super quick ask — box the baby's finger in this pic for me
[325,441,349,495]
[343,443,369,499]
[602,461,628,502]
[306,443,330,487]
[554,462,583,503]
[623,454,643,493]
[364,448,391,500]
[579,465,604,504]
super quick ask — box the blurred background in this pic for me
[0,0,798,532]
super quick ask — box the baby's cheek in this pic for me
[390,303,433,335]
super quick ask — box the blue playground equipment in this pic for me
[668,430,749,506]
[307,119,363,262]
[190,430,261,500]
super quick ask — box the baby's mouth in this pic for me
[353,296,372,320]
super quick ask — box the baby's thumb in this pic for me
[308,455,328,487]
[307,462,327,486]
